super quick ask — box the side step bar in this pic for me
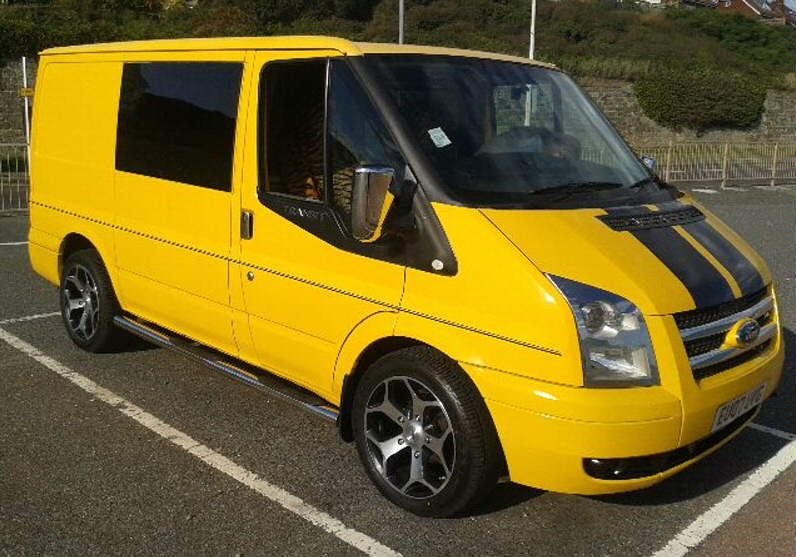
[114,315,340,423]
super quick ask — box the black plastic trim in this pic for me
[598,206,704,231]
[674,286,769,330]
[259,192,405,264]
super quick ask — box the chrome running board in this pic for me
[114,315,339,423]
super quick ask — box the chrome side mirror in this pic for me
[641,155,658,173]
[351,165,396,243]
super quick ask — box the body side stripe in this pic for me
[32,200,561,356]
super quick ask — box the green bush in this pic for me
[634,68,767,132]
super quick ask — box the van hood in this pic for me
[481,199,769,315]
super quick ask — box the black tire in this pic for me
[60,249,128,353]
[352,346,502,517]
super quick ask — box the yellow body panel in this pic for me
[481,206,698,315]
[398,203,583,386]
[232,50,405,399]
[29,60,119,288]
[29,36,785,497]
[332,311,399,404]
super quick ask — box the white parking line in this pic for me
[0,325,401,557]
[0,241,28,246]
[651,438,796,557]
[0,311,60,325]
[749,422,796,442]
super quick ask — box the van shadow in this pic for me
[118,334,160,353]
[468,482,545,516]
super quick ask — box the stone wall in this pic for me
[579,77,794,147]
[0,59,37,144]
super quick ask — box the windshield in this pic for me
[364,55,653,207]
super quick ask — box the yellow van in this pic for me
[29,37,784,517]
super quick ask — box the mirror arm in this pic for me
[385,176,418,239]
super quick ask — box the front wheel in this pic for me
[352,346,502,517]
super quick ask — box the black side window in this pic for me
[262,60,327,201]
[327,60,405,224]
[116,62,242,191]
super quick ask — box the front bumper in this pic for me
[462,328,784,495]
[583,406,756,480]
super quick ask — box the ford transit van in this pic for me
[29,37,784,517]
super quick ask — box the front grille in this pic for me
[685,332,725,358]
[599,206,704,231]
[684,309,772,358]
[674,287,768,330]
[693,340,772,381]
[674,286,774,382]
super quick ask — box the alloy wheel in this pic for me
[62,264,100,342]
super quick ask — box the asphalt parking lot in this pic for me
[1,185,793,556]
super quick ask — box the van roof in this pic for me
[41,36,556,69]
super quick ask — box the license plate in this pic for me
[711,382,767,433]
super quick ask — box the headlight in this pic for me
[548,275,659,388]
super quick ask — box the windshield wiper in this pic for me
[534,181,624,201]
[629,177,661,189]
[536,181,624,193]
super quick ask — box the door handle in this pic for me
[241,210,254,240]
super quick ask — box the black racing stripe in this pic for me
[681,220,766,296]
[631,227,735,308]
[605,207,735,308]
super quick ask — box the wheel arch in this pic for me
[58,232,120,304]
[337,334,429,441]
[59,233,97,276]
[334,312,467,442]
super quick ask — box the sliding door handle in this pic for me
[241,210,254,240]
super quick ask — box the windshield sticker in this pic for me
[428,127,452,148]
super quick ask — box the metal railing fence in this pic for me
[0,141,793,214]
[632,141,795,187]
[0,143,29,213]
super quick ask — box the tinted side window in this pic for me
[116,62,242,191]
[262,60,327,201]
